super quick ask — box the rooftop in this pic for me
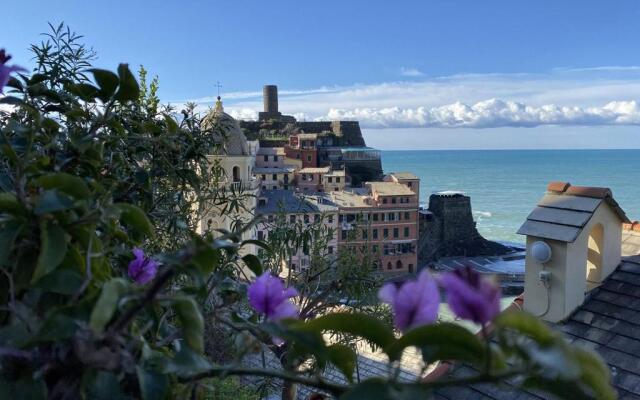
[256,147,285,155]
[368,181,416,196]
[253,166,295,174]
[329,189,372,208]
[298,167,331,174]
[388,171,419,180]
[256,190,337,214]
[517,181,629,242]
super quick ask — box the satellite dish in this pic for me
[531,241,552,264]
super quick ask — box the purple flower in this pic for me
[128,248,158,284]
[248,272,299,320]
[378,270,440,332]
[0,50,26,94]
[440,266,501,325]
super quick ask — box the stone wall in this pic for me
[418,193,510,264]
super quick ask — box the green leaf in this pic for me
[495,311,557,346]
[163,114,178,134]
[35,269,84,295]
[327,344,357,383]
[573,348,616,400]
[242,239,272,253]
[0,376,47,400]
[115,63,140,102]
[136,366,169,400]
[175,298,204,352]
[241,253,263,276]
[115,203,154,239]
[34,189,75,215]
[301,313,395,349]
[67,83,100,101]
[89,278,129,333]
[339,379,432,400]
[32,221,68,283]
[82,371,127,400]
[0,221,23,266]
[31,314,78,343]
[35,172,90,199]
[385,323,486,365]
[158,344,212,376]
[0,192,26,216]
[89,68,119,101]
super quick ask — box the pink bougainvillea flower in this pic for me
[378,269,440,332]
[0,49,26,94]
[128,248,158,284]
[248,272,299,320]
[440,266,501,325]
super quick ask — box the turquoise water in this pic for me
[382,150,640,243]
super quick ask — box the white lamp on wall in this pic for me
[531,241,552,264]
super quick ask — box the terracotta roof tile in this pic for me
[547,181,571,193]
[565,185,612,199]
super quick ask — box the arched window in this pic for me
[586,223,604,284]
[386,262,392,270]
[396,260,403,270]
[232,166,240,183]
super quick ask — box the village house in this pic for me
[256,190,338,271]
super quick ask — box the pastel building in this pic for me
[255,147,297,190]
[256,190,338,271]
[329,174,420,273]
[285,133,318,168]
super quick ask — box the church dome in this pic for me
[202,96,250,156]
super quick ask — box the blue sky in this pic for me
[3,1,640,149]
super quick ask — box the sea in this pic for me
[382,149,640,244]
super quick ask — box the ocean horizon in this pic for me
[381,149,640,243]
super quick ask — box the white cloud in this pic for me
[322,99,640,128]
[171,67,640,129]
[399,67,424,77]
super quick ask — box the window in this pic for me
[396,260,403,270]
[372,244,378,253]
[290,215,296,223]
[268,215,274,222]
[328,246,334,254]
[408,182,412,187]
[328,177,333,183]
[261,185,266,190]
[258,199,266,206]
[373,213,379,221]
[273,155,278,162]
[291,263,297,270]
[382,198,388,204]
[261,174,266,180]
[362,229,368,240]
[307,155,312,162]
[336,177,341,183]
[328,215,334,223]
[257,230,264,240]
[314,214,320,223]
[387,262,392,270]
[271,185,277,190]
[263,155,268,162]
[296,154,300,159]
[383,228,389,238]
[393,228,399,238]
[232,166,241,182]
[404,227,410,237]
[372,229,378,239]
[405,212,410,220]
[272,174,277,180]
[302,174,307,181]
[341,230,348,240]
[304,215,309,224]
[391,197,397,204]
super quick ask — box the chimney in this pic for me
[518,182,627,322]
[263,85,278,114]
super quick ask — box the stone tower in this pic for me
[259,84,283,121]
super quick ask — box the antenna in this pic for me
[214,81,222,97]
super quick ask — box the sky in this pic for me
[3,0,640,149]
